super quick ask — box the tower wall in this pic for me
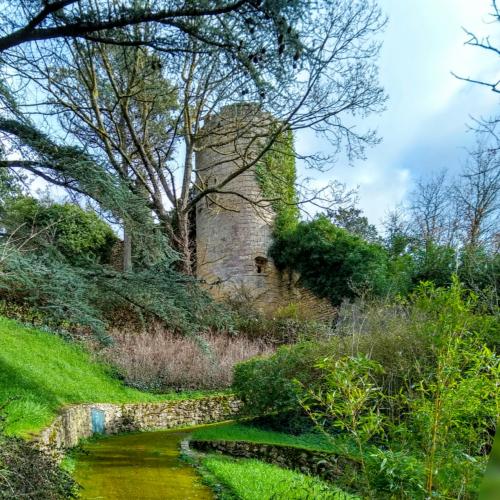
[195,105,281,313]
[195,104,334,319]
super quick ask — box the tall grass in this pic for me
[102,328,274,391]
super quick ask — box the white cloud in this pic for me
[296,0,499,229]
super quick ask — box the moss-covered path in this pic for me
[73,429,213,500]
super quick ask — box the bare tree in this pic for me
[453,0,500,94]
[409,171,458,249]
[453,139,500,248]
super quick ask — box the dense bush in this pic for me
[270,215,390,305]
[233,281,499,498]
[2,196,117,264]
[233,341,326,432]
[0,413,77,499]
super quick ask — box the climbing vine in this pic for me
[255,128,299,236]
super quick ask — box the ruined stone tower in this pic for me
[195,104,280,314]
[195,104,333,318]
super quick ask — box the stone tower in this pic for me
[195,104,334,319]
[195,104,282,314]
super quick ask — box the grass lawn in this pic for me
[0,316,210,437]
[202,454,358,499]
[191,422,339,452]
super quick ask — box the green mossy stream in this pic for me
[73,428,214,499]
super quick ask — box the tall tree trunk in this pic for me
[176,211,193,275]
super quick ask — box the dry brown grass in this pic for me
[101,328,274,391]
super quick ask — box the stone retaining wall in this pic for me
[190,439,359,482]
[36,395,241,454]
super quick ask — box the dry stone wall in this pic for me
[190,439,359,482]
[36,395,241,455]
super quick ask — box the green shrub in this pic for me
[233,342,327,432]
[270,215,390,305]
[411,242,456,288]
[2,196,117,264]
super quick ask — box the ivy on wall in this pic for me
[255,130,390,306]
[255,128,300,236]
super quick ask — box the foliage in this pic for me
[0,316,208,436]
[458,245,500,305]
[411,242,456,288]
[271,215,390,305]
[231,305,332,346]
[2,196,117,264]
[233,342,326,433]
[298,355,386,449]
[201,455,357,500]
[0,245,108,339]
[328,206,380,243]
[0,237,234,340]
[255,128,299,235]
[233,280,499,498]
[0,169,22,206]
[0,415,78,499]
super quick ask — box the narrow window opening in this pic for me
[255,256,268,274]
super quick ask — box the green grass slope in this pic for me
[0,316,204,437]
[202,455,359,499]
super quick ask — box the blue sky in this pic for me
[296,0,500,227]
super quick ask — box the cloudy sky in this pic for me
[296,0,500,227]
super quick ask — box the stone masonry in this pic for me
[35,395,241,456]
[189,439,359,482]
[195,104,334,319]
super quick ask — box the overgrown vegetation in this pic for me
[271,215,389,305]
[255,128,300,235]
[0,416,78,499]
[102,329,273,391]
[233,281,499,498]
[0,193,234,341]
